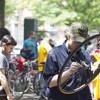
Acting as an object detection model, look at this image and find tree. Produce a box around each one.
[5,0,16,25]
[5,0,16,16]
[30,0,100,30]
[0,0,5,27]
[64,0,100,30]
[8,0,100,30]
[0,0,16,27]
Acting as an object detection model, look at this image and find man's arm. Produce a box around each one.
[49,62,82,88]
[49,69,73,88]
[0,68,12,100]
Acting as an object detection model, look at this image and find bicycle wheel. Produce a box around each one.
[33,72,47,99]
[39,74,47,99]
[58,33,100,94]
[11,76,28,99]
[28,77,34,92]
[33,72,40,95]
[24,74,34,93]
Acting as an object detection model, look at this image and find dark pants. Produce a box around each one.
[0,89,7,100]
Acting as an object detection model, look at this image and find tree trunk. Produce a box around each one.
[0,0,5,27]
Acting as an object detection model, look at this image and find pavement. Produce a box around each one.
[13,89,46,100]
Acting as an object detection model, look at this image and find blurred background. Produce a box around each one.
[0,0,100,47]
[0,1,100,99]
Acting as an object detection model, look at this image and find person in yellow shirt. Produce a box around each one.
[37,35,52,72]
[36,36,52,99]
[89,36,100,100]
[90,52,100,100]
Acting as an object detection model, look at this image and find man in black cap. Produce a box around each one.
[43,22,92,100]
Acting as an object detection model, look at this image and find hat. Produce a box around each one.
[37,35,43,41]
[70,22,88,42]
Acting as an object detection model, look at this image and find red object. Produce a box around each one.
[31,69,35,76]
[90,49,100,54]
[14,58,24,71]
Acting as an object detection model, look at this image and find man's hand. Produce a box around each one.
[7,95,13,100]
[69,62,82,73]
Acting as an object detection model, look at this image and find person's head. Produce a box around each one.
[0,28,11,40]
[65,22,88,50]
[1,35,17,54]
[49,39,55,47]
[37,35,43,44]
[88,31,100,49]
[29,31,37,39]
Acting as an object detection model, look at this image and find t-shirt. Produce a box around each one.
[90,51,100,100]
[23,38,37,59]
[38,40,52,71]
[0,53,9,75]
[43,41,92,100]
[92,61,100,100]
[0,53,10,97]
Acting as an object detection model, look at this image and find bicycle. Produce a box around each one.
[23,60,38,93]
[33,62,47,100]
[9,56,38,99]
[57,33,100,94]
[9,61,28,99]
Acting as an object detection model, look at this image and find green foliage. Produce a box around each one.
[66,0,100,29]
[29,0,100,30]
[6,0,100,30]
[5,0,16,16]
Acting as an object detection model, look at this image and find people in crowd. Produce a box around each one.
[86,31,100,53]
[37,35,52,99]
[91,56,100,100]
[48,39,55,48]
[37,35,52,72]
[22,31,38,60]
[86,33,100,100]
[0,28,11,44]
[0,35,17,100]
[43,22,92,100]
